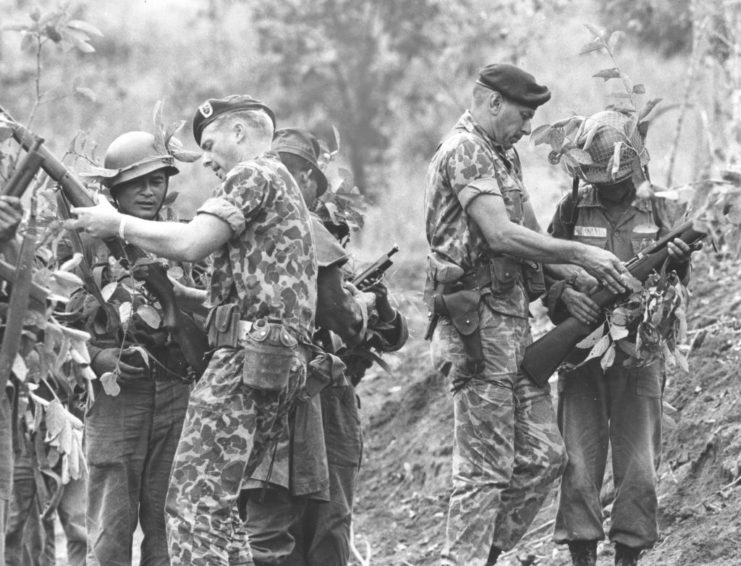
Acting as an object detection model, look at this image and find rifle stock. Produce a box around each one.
[0,104,208,374]
[521,221,705,386]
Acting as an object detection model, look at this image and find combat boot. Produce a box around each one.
[614,543,641,566]
[568,540,597,566]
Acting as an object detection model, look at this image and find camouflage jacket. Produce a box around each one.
[425,110,537,318]
[197,152,317,340]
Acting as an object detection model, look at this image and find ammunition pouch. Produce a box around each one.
[522,260,546,301]
[242,317,299,391]
[206,303,241,349]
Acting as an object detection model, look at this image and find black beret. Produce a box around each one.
[192,94,276,145]
[476,63,551,109]
[273,128,328,197]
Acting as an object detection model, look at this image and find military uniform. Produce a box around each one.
[548,186,671,550]
[165,153,317,566]
[426,110,566,566]
[63,235,194,566]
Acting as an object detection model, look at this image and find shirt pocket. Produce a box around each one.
[631,223,660,254]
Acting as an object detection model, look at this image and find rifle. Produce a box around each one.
[3,137,44,197]
[351,244,399,291]
[0,137,46,393]
[0,104,209,375]
[521,221,706,387]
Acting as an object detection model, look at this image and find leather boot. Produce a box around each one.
[568,540,597,566]
[485,544,502,565]
[614,543,641,566]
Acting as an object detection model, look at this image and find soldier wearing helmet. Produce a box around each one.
[72,130,198,566]
[545,110,693,566]
[68,94,318,565]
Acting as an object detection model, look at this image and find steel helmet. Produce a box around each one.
[103,131,179,189]
[570,110,649,184]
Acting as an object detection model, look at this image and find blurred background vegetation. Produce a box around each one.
[0,0,738,306]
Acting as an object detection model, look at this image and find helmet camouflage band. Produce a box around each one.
[103,131,179,189]
[570,110,649,184]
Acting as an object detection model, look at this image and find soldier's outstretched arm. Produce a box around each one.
[467,189,628,294]
[68,197,232,262]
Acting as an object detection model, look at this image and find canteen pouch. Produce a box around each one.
[242,318,298,391]
[206,303,241,348]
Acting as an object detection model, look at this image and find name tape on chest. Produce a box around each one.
[574,226,607,238]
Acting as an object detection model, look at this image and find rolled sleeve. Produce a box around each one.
[197,197,246,236]
[445,137,501,211]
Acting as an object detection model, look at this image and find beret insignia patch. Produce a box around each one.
[199,102,214,118]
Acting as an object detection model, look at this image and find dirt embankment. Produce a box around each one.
[353,256,741,566]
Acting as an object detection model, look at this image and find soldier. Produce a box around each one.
[241,128,407,566]
[66,130,197,566]
[424,63,631,566]
[68,95,317,566]
[545,110,692,566]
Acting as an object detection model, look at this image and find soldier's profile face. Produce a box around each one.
[200,120,241,180]
[492,98,534,149]
[113,170,168,220]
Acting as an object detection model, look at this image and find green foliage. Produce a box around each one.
[594,0,693,56]
[3,3,102,54]
[249,0,566,195]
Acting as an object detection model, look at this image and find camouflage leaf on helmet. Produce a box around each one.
[530,124,552,146]
[593,67,620,82]
[168,137,201,163]
[638,98,663,121]
[0,116,15,143]
[548,128,565,150]
[565,148,594,165]
[152,100,167,154]
[608,141,622,180]
[164,120,185,147]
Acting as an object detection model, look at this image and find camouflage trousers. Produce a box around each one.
[431,305,566,566]
[165,346,306,566]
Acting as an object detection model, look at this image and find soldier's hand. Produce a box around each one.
[0,196,22,242]
[369,281,396,323]
[91,348,146,380]
[577,246,629,294]
[67,196,121,239]
[561,286,601,325]
[667,238,692,263]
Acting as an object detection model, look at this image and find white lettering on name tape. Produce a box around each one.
[574,226,607,238]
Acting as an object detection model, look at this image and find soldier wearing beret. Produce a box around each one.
[425,63,630,565]
[68,95,318,566]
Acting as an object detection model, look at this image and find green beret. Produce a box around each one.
[476,63,551,109]
[192,94,276,146]
[273,128,328,197]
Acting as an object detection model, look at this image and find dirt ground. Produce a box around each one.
[51,255,740,565]
[351,254,741,566]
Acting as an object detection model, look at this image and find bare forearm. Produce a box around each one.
[487,223,588,265]
[122,215,203,261]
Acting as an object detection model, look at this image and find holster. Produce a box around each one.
[431,289,485,375]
